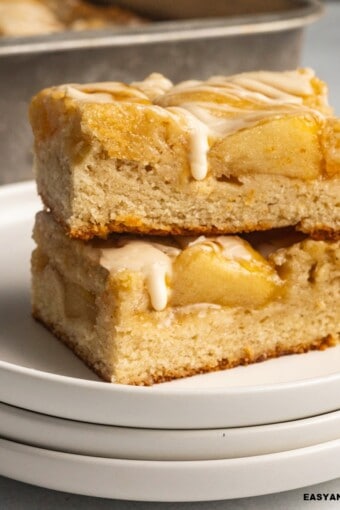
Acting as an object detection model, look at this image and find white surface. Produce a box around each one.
[3,401,340,461]
[1,436,340,502]
[1,181,340,430]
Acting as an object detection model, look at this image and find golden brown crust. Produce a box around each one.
[70,222,340,242]
[68,216,340,243]
[142,335,337,386]
[33,309,338,386]
[69,219,279,240]
[298,225,340,241]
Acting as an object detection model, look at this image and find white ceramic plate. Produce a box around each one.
[1,436,340,501]
[1,181,340,429]
[2,401,340,461]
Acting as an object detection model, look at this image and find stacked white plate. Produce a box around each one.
[1,182,340,502]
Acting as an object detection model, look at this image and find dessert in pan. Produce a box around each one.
[0,0,145,38]
[30,69,340,385]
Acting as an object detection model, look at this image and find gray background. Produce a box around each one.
[1,1,340,508]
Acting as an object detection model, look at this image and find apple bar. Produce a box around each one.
[29,69,340,241]
[31,211,340,385]
[0,0,146,38]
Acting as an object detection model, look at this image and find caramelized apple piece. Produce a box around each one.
[210,116,322,180]
[171,237,281,308]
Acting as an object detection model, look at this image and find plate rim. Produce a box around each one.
[1,354,340,396]
[2,400,340,461]
[1,435,340,501]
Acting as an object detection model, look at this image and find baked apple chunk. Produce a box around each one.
[171,237,281,307]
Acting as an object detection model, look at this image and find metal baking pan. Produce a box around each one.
[0,0,322,184]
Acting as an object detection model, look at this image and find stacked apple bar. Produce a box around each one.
[30,69,340,385]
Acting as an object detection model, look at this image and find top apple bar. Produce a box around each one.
[29,69,340,240]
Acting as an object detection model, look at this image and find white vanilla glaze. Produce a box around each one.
[57,69,329,180]
[99,240,179,311]
[131,73,173,100]
[98,234,263,311]
[62,83,148,103]
[205,236,254,261]
[168,107,210,180]
[156,69,328,180]
[178,235,254,261]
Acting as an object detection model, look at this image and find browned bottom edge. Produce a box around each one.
[32,309,339,386]
[38,190,339,241]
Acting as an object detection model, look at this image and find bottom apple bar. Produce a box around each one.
[31,211,340,385]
